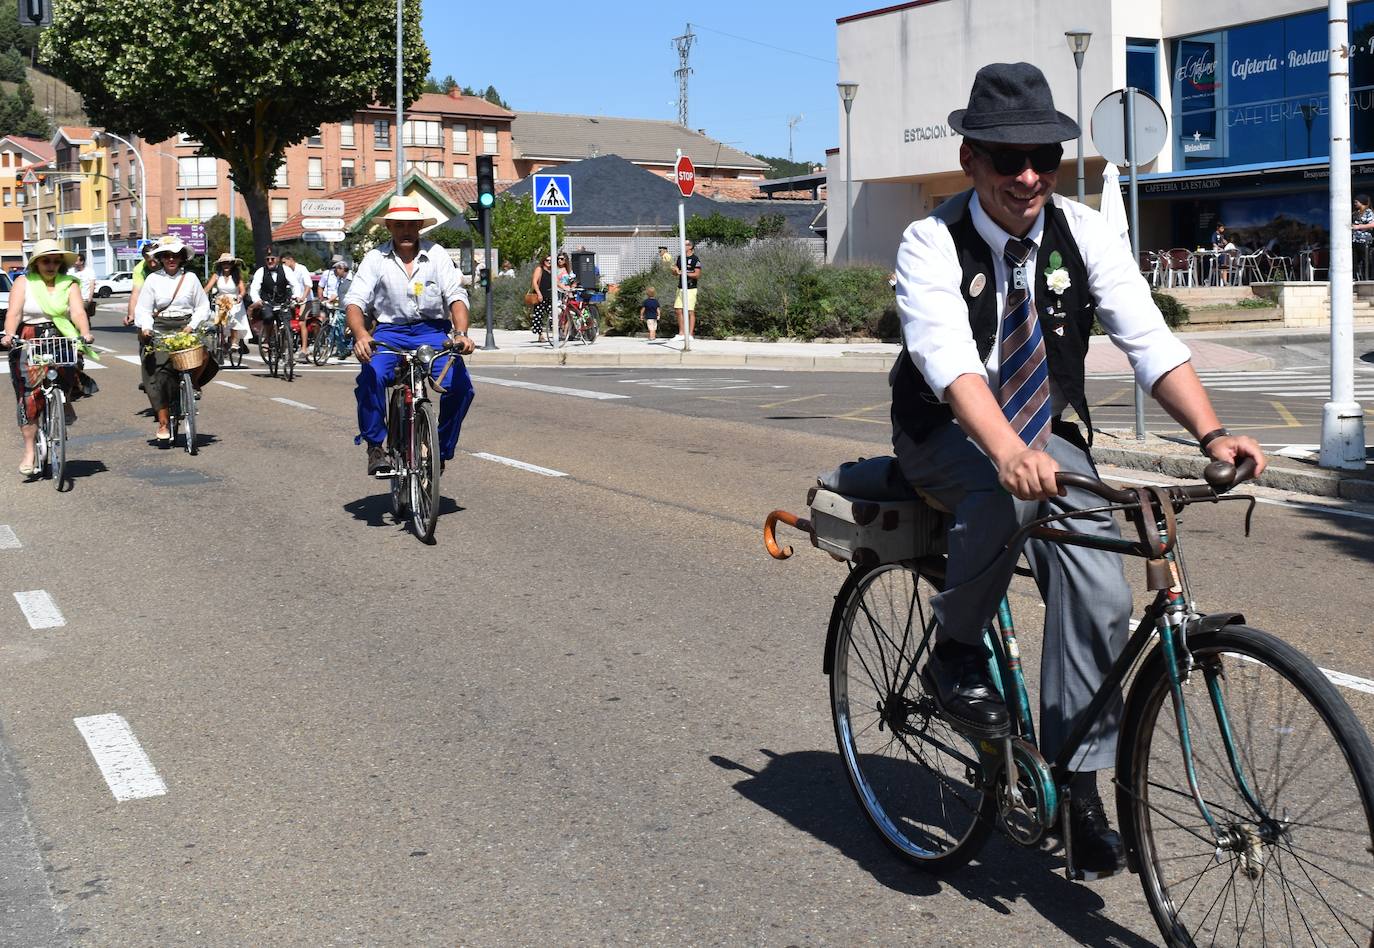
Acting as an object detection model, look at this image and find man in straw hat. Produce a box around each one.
[344,195,475,477]
[889,62,1267,878]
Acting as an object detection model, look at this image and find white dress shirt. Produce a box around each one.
[895,192,1191,413]
[133,268,210,332]
[74,265,96,302]
[249,265,295,305]
[343,239,467,325]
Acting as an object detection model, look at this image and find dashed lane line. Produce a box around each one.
[470,375,629,400]
[115,354,141,366]
[73,714,168,802]
[271,397,317,411]
[12,590,64,629]
[0,525,18,550]
[469,452,568,477]
[212,379,247,390]
[0,361,105,373]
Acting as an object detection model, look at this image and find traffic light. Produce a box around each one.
[478,266,489,290]
[476,155,495,209]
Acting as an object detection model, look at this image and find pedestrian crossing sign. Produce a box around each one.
[532,173,572,215]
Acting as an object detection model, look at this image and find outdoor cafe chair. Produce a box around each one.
[1162,248,1195,287]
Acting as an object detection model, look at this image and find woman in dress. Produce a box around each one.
[133,235,216,444]
[204,252,248,354]
[0,240,97,476]
[529,253,553,343]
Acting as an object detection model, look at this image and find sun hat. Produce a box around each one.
[149,234,189,260]
[380,195,435,225]
[213,252,242,267]
[948,62,1080,145]
[26,239,78,269]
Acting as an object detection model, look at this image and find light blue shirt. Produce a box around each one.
[343,239,467,324]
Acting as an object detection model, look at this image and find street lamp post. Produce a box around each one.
[1065,30,1092,205]
[837,80,859,263]
[97,130,147,241]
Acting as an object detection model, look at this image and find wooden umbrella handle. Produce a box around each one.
[764,510,812,560]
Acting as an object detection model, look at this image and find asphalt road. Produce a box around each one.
[2,304,1372,944]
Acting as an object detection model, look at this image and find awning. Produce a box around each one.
[1132,152,1374,199]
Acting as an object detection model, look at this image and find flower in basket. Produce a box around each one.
[1043,251,1072,295]
[155,330,204,353]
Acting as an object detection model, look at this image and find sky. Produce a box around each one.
[420,1,865,166]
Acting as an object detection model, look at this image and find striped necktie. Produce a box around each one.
[999,237,1052,451]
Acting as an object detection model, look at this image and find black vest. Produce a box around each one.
[261,266,293,304]
[890,190,1098,446]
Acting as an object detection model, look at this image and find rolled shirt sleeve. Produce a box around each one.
[895,217,989,401]
[342,250,381,314]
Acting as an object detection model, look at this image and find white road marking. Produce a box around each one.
[0,525,19,550]
[93,344,116,353]
[211,379,247,390]
[1104,472,1374,522]
[271,397,316,411]
[470,375,629,400]
[470,452,568,477]
[1237,654,1374,696]
[115,354,142,366]
[617,376,787,391]
[0,361,104,374]
[73,714,168,802]
[12,590,64,629]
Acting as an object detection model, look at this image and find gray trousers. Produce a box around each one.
[895,421,1133,771]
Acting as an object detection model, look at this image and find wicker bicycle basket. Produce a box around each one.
[168,344,206,371]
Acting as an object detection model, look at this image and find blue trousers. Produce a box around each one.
[354,320,474,461]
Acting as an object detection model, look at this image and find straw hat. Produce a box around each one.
[149,234,189,260]
[213,252,243,267]
[26,239,78,269]
[380,195,435,225]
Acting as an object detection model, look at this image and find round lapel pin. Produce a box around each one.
[969,272,987,297]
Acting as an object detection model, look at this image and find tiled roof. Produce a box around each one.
[511,112,768,171]
[55,126,96,145]
[3,135,54,163]
[433,178,515,207]
[367,92,514,120]
[270,172,508,241]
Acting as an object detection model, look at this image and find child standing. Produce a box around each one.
[640,285,660,341]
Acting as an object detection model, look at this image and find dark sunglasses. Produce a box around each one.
[970,142,1063,176]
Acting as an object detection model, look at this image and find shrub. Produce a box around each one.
[1151,291,1190,328]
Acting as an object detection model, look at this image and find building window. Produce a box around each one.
[405,159,442,177]
[2,189,9,207]
[15,188,24,206]
[177,156,217,188]
[308,157,324,188]
[45,211,54,230]
[340,159,355,188]
[340,122,355,148]
[113,204,120,230]
[61,183,81,211]
[1,152,8,167]
[127,170,136,192]
[452,123,468,153]
[374,120,391,147]
[180,198,217,220]
[403,119,442,147]
[482,125,498,154]
[274,165,288,188]
[1126,39,1159,101]
[270,197,288,224]
[308,129,322,147]
[375,159,391,182]
[451,164,468,178]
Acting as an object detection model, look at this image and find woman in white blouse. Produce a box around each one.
[134,235,216,443]
[204,252,249,354]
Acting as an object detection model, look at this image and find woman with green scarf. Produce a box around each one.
[0,239,96,477]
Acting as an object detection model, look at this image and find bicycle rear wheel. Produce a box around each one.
[281,324,296,381]
[46,388,66,489]
[829,562,995,870]
[180,373,197,455]
[387,387,410,523]
[263,326,279,378]
[1122,624,1374,947]
[584,304,599,343]
[311,322,330,365]
[409,400,440,542]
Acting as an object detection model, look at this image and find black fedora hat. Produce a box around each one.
[948,62,1079,145]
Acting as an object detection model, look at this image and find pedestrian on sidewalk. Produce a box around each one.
[1353,196,1374,281]
[640,285,660,341]
[530,253,552,343]
[672,240,701,338]
[74,253,96,322]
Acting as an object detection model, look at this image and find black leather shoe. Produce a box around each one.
[919,641,1010,738]
[1068,796,1126,879]
[367,444,392,477]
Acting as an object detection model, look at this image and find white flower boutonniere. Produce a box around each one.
[1043,250,1071,295]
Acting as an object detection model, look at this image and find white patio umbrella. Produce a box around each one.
[1099,162,1131,251]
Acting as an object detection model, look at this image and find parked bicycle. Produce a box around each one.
[311,301,351,366]
[373,338,462,543]
[557,288,600,346]
[17,334,80,488]
[764,459,1374,946]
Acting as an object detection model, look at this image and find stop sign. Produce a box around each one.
[675,155,696,198]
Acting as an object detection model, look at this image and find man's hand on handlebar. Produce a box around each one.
[450,333,475,356]
[1204,433,1267,478]
[998,447,1063,502]
[353,329,376,362]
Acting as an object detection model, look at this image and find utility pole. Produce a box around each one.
[672,24,695,127]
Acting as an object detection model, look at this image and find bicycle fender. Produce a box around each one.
[1184,612,1246,636]
[822,566,869,677]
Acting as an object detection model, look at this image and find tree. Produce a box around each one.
[42,0,430,264]
[203,214,256,271]
[482,85,510,110]
[754,212,787,239]
[488,193,562,269]
[686,211,754,247]
[752,154,815,180]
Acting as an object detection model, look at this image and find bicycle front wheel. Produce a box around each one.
[830,562,995,870]
[584,304,599,343]
[263,331,278,378]
[311,323,330,365]
[409,400,440,542]
[387,387,410,523]
[1122,624,1374,947]
[282,325,296,381]
[47,388,66,489]
[181,373,197,455]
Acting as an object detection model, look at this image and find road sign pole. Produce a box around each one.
[482,207,496,350]
[676,149,692,352]
[1125,88,1146,441]
[549,213,558,348]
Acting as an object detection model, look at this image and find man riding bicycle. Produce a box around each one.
[892,62,1267,878]
[248,248,301,353]
[344,196,475,477]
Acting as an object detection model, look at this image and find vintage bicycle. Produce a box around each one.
[373,338,463,543]
[16,333,81,488]
[206,292,243,368]
[557,288,601,346]
[257,300,297,382]
[764,458,1374,946]
[311,300,351,366]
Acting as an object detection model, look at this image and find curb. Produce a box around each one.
[1092,439,1374,502]
[466,349,899,372]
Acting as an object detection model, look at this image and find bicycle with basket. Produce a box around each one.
[155,329,206,455]
[763,454,1374,946]
[17,333,80,487]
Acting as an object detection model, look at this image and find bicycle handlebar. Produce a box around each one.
[1057,458,1257,504]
